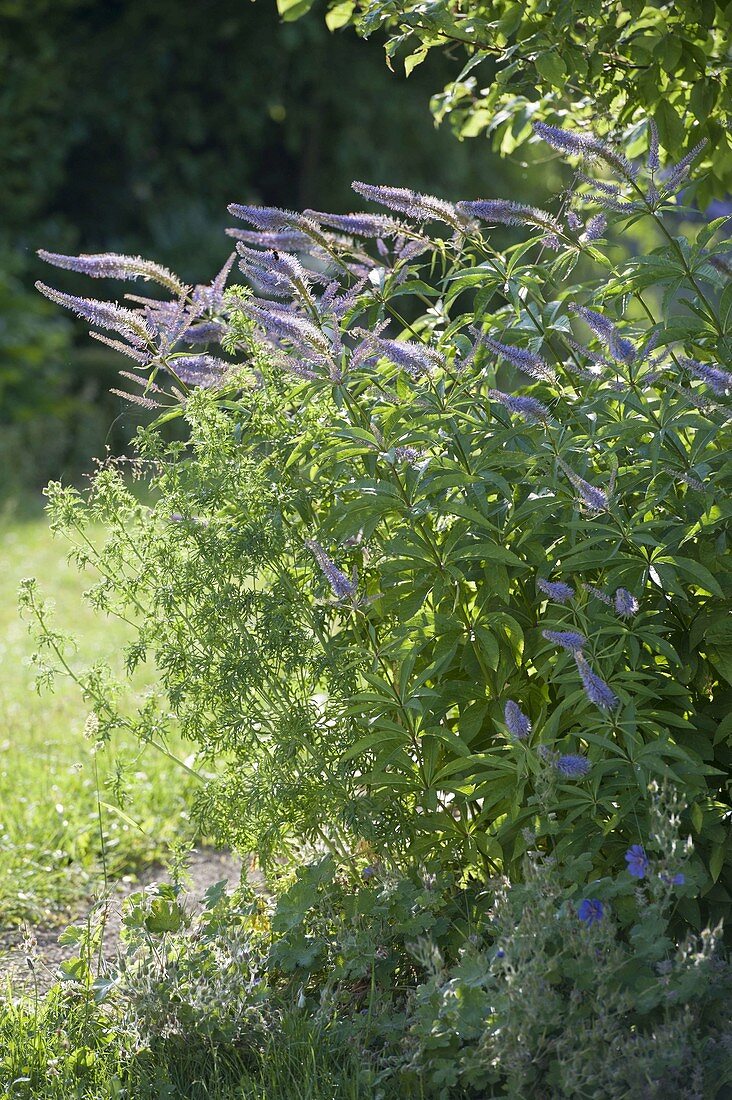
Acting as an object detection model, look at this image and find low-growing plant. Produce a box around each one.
[29,117,732,931]
[23,785,728,1098]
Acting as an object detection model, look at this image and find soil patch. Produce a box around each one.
[0,847,243,996]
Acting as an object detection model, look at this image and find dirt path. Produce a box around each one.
[0,847,243,996]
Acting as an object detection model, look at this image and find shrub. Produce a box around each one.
[29,120,732,931]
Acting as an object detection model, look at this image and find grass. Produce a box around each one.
[0,498,414,1100]
[0,989,407,1099]
[0,496,193,926]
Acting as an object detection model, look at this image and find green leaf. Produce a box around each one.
[325,1,354,30]
[276,0,316,21]
[534,51,567,88]
[709,842,726,883]
[654,100,685,150]
[404,46,429,76]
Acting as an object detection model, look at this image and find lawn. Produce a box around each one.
[0,497,193,927]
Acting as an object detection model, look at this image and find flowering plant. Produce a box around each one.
[29,119,731,927]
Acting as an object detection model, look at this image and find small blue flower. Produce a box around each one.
[542,629,586,652]
[577,898,604,926]
[614,588,639,618]
[575,652,619,710]
[554,753,591,778]
[504,700,531,741]
[625,845,650,879]
[537,578,575,604]
[660,872,685,887]
[495,948,506,959]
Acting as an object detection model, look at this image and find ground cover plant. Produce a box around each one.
[19,105,732,1095]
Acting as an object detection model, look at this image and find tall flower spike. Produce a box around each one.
[542,629,586,652]
[504,700,531,741]
[359,334,445,378]
[679,357,732,396]
[481,335,556,384]
[614,588,638,618]
[533,121,638,182]
[225,227,316,252]
[661,139,708,196]
[558,460,610,513]
[537,578,575,604]
[582,583,612,606]
[487,390,550,423]
[37,250,187,297]
[584,214,606,241]
[456,199,562,237]
[35,282,153,348]
[241,300,333,360]
[352,181,470,230]
[569,304,636,364]
[228,203,325,245]
[304,540,357,601]
[647,119,660,173]
[304,210,399,238]
[575,652,618,710]
[554,754,592,779]
[170,355,231,389]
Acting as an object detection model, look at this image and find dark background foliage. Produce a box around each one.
[1,0,516,492]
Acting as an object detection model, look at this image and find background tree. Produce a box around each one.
[295,0,732,200]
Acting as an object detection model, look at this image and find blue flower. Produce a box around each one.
[304,540,357,601]
[614,588,639,618]
[679,356,732,396]
[537,578,575,604]
[487,389,550,423]
[504,700,531,741]
[660,872,685,887]
[351,181,469,229]
[577,898,604,926]
[554,753,591,778]
[542,628,586,652]
[482,335,556,384]
[625,845,650,879]
[575,652,619,710]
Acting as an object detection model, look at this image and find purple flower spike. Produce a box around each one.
[456,199,562,236]
[304,540,357,601]
[680,357,732,396]
[575,652,619,710]
[304,210,399,238]
[537,578,575,604]
[37,250,187,296]
[614,588,639,618]
[360,334,445,378]
[584,214,607,241]
[482,336,556,384]
[577,898,604,925]
[582,583,612,606]
[533,122,638,182]
[504,700,532,741]
[352,181,469,229]
[625,845,650,879]
[554,753,591,778]
[647,119,660,173]
[542,629,586,652]
[487,390,550,423]
[570,304,636,364]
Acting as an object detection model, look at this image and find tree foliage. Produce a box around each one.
[294,0,732,202]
